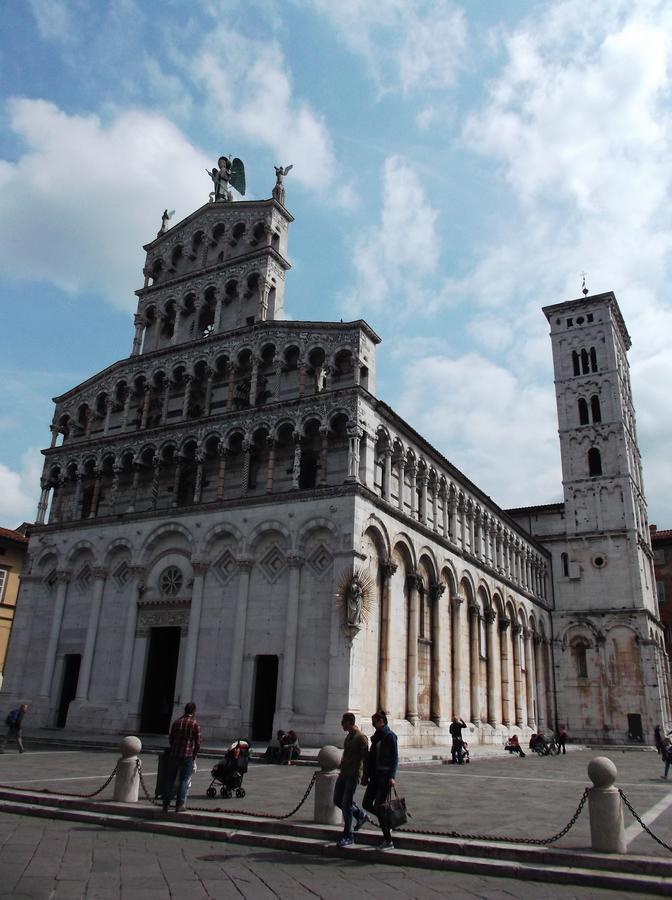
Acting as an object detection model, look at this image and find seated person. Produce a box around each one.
[530,732,547,753]
[279,729,301,764]
[264,729,286,762]
[505,735,525,757]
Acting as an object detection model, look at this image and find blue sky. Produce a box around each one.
[1,0,672,529]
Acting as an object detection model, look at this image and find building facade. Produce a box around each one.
[0,526,28,686]
[1,171,668,745]
[651,525,672,664]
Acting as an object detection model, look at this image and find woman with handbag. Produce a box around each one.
[361,710,399,850]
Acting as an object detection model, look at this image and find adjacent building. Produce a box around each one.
[1,167,668,745]
[0,526,29,686]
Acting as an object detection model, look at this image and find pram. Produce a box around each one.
[206,740,250,799]
[460,739,470,764]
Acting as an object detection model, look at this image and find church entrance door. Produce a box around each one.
[56,654,81,727]
[251,654,278,741]
[140,627,181,733]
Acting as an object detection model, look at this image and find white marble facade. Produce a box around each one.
[2,183,668,746]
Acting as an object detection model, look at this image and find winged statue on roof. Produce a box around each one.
[207,155,246,202]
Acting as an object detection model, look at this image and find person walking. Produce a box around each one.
[0,703,28,753]
[333,712,370,848]
[362,710,398,851]
[162,702,201,812]
[558,725,568,755]
[449,715,467,764]
[654,725,664,754]
[662,739,672,780]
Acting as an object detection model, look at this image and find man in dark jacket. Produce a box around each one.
[163,702,201,812]
[449,715,467,764]
[0,703,28,753]
[362,710,398,850]
[333,712,370,847]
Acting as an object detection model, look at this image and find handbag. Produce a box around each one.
[379,785,409,830]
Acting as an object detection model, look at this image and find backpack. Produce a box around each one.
[5,709,19,727]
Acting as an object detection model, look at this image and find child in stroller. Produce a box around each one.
[206,740,250,799]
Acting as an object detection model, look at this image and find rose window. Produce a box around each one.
[160,566,183,597]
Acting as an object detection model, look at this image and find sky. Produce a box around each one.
[1,0,672,530]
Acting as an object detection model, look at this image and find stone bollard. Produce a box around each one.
[587,756,626,854]
[113,736,142,803]
[314,745,343,825]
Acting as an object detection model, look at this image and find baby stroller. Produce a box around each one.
[460,739,470,764]
[206,740,249,799]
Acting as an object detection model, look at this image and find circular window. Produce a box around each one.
[160,566,183,596]
[592,555,607,569]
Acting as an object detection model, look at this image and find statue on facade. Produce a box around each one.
[157,209,174,237]
[273,164,293,204]
[208,155,246,202]
[336,566,375,633]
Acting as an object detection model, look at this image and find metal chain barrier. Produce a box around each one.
[397,788,589,846]
[619,789,672,853]
[1,765,119,799]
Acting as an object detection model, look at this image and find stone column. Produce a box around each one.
[75,567,107,701]
[512,623,524,726]
[51,476,65,524]
[485,608,498,726]
[204,367,215,416]
[151,458,161,509]
[430,582,447,724]
[103,397,112,435]
[273,358,283,400]
[466,503,475,554]
[181,374,193,419]
[249,358,259,405]
[448,491,456,542]
[499,617,511,726]
[408,462,418,519]
[180,561,208,702]
[440,487,448,538]
[278,555,303,717]
[534,634,546,731]
[35,479,50,525]
[226,559,253,710]
[73,473,84,520]
[378,561,397,715]
[396,455,405,511]
[193,449,205,503]
[382,447,392,500]
[319,426,329,486]
[431,484,439,532]
[418,471,428,524]
[140,384,152,429]
[171,456,182,507]
[122,389,133,431]
[265,437,276,493]
[128,462,141,513]
[39,571,70,698]
[217,445,228,500]
[116,566,145,702]
[213,293,223,331]
[226,363,236,409]
[131,314,144,356]
[451,595,464,717]
[469,602,481,724]
[523,627,536,729]
[406,573,421,724]
[49,424,59,448]
[241,439,251,495]
[298,359,307,398]
[88,467,102,518]
[345,426,361,482]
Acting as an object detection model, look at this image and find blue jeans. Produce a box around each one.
[333,774,364,838]
[164,755,194,809]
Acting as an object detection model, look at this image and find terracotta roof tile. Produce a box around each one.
[0,527,29,545]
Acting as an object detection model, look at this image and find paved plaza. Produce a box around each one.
[0,743,670,898]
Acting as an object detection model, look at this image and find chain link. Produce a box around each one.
[397,788,589,845]
[619,789,672,853]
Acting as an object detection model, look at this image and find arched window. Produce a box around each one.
[572,351,580,376]
[588,447,602,477]
[578,398,589,425]
[574,640,589,678]
[590,395,601,423]
[581,349,590,374]
[561,552,569,577]
[590,347,598,372]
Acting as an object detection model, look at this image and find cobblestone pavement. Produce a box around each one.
[0,814,660,900]
[0,744,669,898]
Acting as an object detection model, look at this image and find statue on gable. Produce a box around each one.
[207,155,246,202]
[273,164,293,204]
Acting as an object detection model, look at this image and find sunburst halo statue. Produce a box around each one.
[336,566,375,627]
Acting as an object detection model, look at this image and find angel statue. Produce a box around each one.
[346,575,364,626]
[273,164,293,204]
[207,155,246,202]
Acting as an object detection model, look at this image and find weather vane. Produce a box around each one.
[207,155,246,202]
[580,271,589,296]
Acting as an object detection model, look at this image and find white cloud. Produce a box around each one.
[0,448,43,527]
[396,353,561,508]
[0,100,211,309]
[307,0,467,96]
[28,0,76,43]
[342,154,439,316]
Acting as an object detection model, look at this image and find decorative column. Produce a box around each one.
[50,476,65,524]
[204,367,215,416]
[140,384,152,429]
[418,470,428,524]
[451,595,464,717]
[273,357,283,400]
[278,555,303,717]
[130,314,144,356]
[431,483,439,531]
[75,567,107,701]
[298,359,307,398]
[258,278,271,321]
[181,374,193,419]
[406,573,422,724]
[241,438,251,495]
[116,566,145,702]
[319,426,329,486]
[466,502,475,554]
[396,454,405,511]
[378,561,397,715]
[408,461,418,519]
[523,627,536,729]
[447,488,456,542]
[35,479,50,525]
[88,467,102,518]
[103,397,112,435]
[226,559,253,710]
[265,437,276,493]
[469,601,481,724]
[511,623,524,726]
[249,358,259,405]
[499,617,511,726]
[39,571,70,698]
[430,582,446,724]
[193,448,205,503]
[171,456,183,507]
[73,473,84,520]
[121,389,133,431]
[128,461,141,512]
[485,608,498,726]
[382,447,392,501]
[216,445,228,500]
[534,633,546,731]
[213,293,223,332]
[49,424,59,448]
[440,486,449,538]
[457,494,466,549]
[345,426,361,482]
[180,561,209,702]
[151,458,161,509]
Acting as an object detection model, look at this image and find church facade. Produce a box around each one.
[2,169,669,746]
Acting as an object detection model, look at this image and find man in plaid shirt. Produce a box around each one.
[163,702,201,812]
